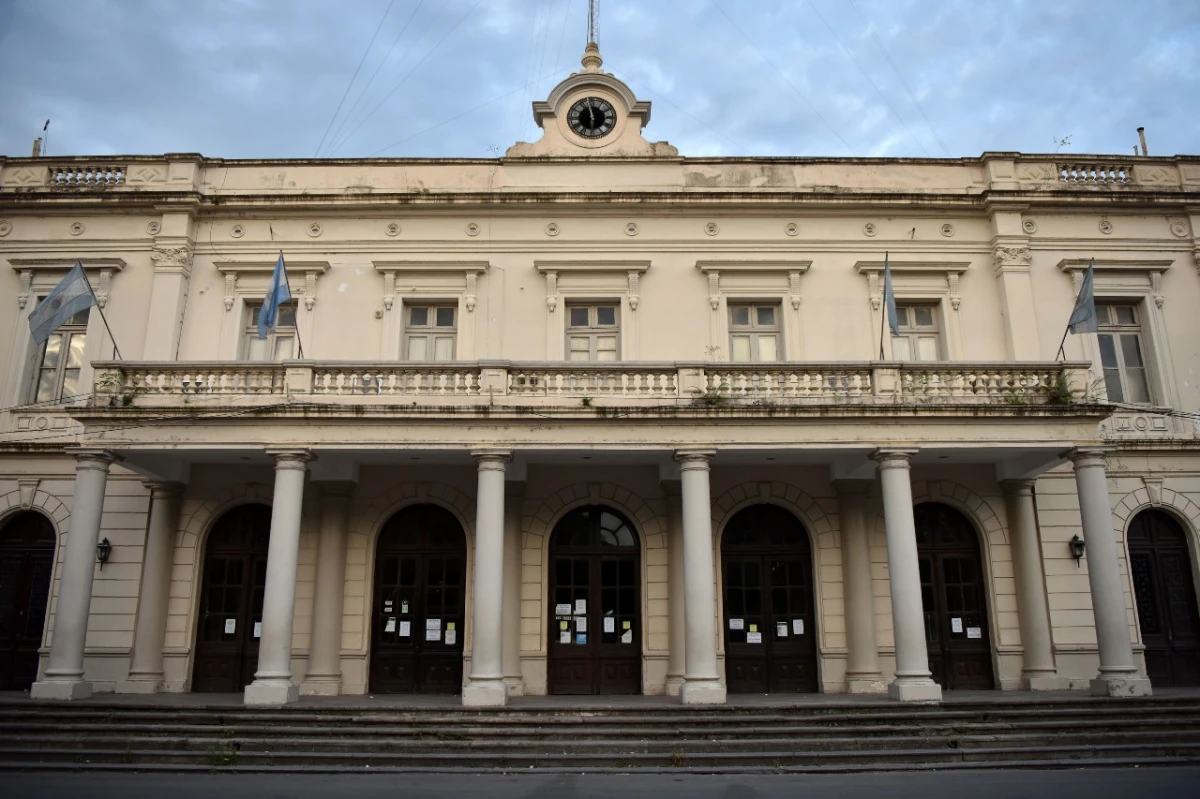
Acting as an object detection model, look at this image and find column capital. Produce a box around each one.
[68,448,121,471]
[1065,446,1114,468]
[674,448,716,468]
[266,448,313,469]
[832,478,874,496]
[142,480,184,499]
[872,448,918,468]
[471,448,512,469]
[314,480,356,499]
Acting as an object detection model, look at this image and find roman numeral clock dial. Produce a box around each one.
[567,97,616,139]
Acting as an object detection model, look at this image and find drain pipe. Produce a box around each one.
[1137,127,1148,156]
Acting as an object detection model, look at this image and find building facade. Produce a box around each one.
[1,46,1199,705]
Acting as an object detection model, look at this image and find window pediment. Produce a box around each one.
[854,260,970,312]
[9,257,126,309]
[1057,258,1173,307]
[696,260,812,311]
[372,260,488,311]
[535,259,650,311]
[216,260,329,311]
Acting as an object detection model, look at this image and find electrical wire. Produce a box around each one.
[640,88,750,155]
[314,0,398,157]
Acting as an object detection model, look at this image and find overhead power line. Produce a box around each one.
[314,0,397,157]
[848,0,952,157]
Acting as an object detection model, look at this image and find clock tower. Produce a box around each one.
[505,40,679,158]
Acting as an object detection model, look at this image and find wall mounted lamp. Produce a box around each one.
[1069,534,1086,567]
[96,537,112,570]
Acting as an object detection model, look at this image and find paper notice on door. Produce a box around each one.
[776,622,788,637]
[401,601,409,614]
[224,619,236,635]
[556,603,573,616]
[622,620,631,630]
[445,630,457,646]
[621,629,632,644]
[604,617,615,633]
[575,616,587,633]
[253,622,262,639]
[575,599,587,614]
[426,629,441,642]
[447,622,455,631]
[427,618,442,630]
[747,632,763,644]
[560,631,571,644]
[951,617,963,633]
[560,620,569,631]
[399,621,411,637]
[384,617,396,633]
[748,623,758,633]
[729,618,744,630]
[793,619,804,635]
[384,600,393,611]
[576,633,587,645]
[967,627,982,639]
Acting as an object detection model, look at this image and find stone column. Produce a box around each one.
[501,480,525,697]
[1000,479,1062,690]
[676,449,725,705]
[1069,448,1153,697]
[835,479,886,693]
[463,449,510,707]
[664,481,686,696]
[301,481,353,696]
[32,449,118,700]
[244,449,311,706]
[873,449,941,702]
[118,481,183,694]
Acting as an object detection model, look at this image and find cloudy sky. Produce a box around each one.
[0,0,1197,160]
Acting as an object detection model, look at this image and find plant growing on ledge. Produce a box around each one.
[1046,372,1075,405]
[690,382,730,408]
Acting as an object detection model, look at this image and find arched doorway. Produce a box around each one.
[0,512,55,690]
[721,505,819,693]
[193,504,270,692]
[369,504,466,694]
[915,502,995,690]
[1129,509,1200,687]
[548,506,641,695]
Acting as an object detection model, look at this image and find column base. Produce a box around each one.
[888,679,942,703]
[1024,673,1069,692]
[462,679,507,707]
[664,675,684,697]
[846,675,888,694]
[244,680,299,706]
[300,676,342,697]
[30,680,92,701]
[1090,675,1153,697]
[115,678,161,695]
[503,676,526,698]
[680,679,726,705]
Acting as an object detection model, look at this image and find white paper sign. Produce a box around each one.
[224,619,236,635]
[604,617,615,633]
[951,617,963,633]
[776,623,788,637]
[620,629,632,644]
[575,599,587,614]
[385,617,396,633]
[427,618,442,631]
[967,627,982,639]
[729,618,744,630]
[575,616,587,633]
[399,621,411,637]
[747,632,763,644]
[792,619,804,635]
[445,629,457,646]
[426,629,441,642]
[555,604,573,615]
[253,622,262,638]
[560,631,572,644]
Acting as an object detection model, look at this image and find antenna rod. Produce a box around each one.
[588,0,597,44]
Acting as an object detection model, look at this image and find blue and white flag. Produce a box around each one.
[257,254,291,339]
[29,262,95,344]
[883,253,900,337]
[1067,260,1098,334]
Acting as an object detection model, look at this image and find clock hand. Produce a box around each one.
[587,99,596,128]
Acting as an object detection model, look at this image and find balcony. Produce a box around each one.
[90,360,1094,413]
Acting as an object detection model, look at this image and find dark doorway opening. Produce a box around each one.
[0,512,55,691]
[1129,509,1200,687]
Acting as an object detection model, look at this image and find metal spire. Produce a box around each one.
[588,0,598,45]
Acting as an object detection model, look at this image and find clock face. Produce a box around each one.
[567,97,616,139]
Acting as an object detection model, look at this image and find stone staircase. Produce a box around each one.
[1,695,1199,774]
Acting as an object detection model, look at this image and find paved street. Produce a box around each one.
[6,768,1199,798]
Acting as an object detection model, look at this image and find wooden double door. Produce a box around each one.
[915,503,995,691]
[548,506,641,695]
[0,512,55,691]
[369,504,466,694]
[193,504,270,692]
[1129,510,1200,687]
[721,505,819,694]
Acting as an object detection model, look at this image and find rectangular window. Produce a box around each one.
[1097,302,1151,404]
[404,304,457,361]
[728,303,780,362]
[891,304,941,361]
[566,303,619,361]
[242,301,297,361]
[30,306,89,403]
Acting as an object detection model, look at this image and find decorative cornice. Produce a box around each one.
[534,260,650,274]
[695,260,811,274]
[853,260,970,274]
[1056,258,1174,273]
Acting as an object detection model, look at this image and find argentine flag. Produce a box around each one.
[257,254,292,339]
[29,262,95,344]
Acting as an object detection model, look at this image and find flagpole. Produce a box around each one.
[878,287,886,360]
[77,264,122,360]
[282,249,306,360]
[1055,328,1069,361]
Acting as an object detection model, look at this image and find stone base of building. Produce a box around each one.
[462,679,508,707]
[30,679,92,700]
[846,673,888,694]
[300,676,342,697]
[1090,675,1153,697]
[244,680,299,705]
[503,676,525,697]
[1024,673,1070,691]
[680,679,726,705]
[664,675,684,697]
[115,677,161,694]
[888,679,942,703]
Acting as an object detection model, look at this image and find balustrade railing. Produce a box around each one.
[100,363,287,396]
[702,366,873,400]
[1057,162,1132,185]
[508,365,677,398]
[312,365,481,396]
[49,164,126,187]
